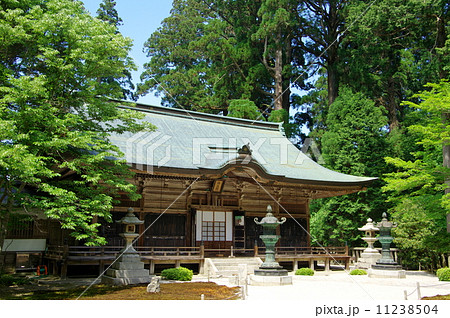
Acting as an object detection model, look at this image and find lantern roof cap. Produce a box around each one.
[358,218,379,232]
[117,207,144,225]
[376,212,397,228]
[254,205,286,225]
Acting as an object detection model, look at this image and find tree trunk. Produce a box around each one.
[327,60,339,106]
[386,77,399,131]
[0,210,11,273]
[326,2,341,106]
[436,15,447,79]
[443,113,450,194]
[282,36,292,112]
[274,37,284,111]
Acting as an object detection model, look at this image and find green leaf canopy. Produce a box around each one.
[0,0,153,246]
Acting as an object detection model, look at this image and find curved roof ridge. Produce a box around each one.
[113,99,282,132]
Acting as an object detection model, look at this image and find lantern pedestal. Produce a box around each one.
[102,233,151,285]
[249,274,293,286]
[102,208,151,285]
[368,267,406,279]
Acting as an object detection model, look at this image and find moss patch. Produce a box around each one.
[0,281,240,300]
[421,294,450,300]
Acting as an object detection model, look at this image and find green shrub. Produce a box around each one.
[436,267,450,281]
[0,274,31,286]
[349,269,367,275]
[161,266,193,281]
[295,268,314,276]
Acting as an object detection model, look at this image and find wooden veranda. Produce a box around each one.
[43,245,351,278]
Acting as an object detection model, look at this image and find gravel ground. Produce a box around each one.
[194,270,450,301]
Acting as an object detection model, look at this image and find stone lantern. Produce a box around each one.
[368,212,405,278]
[253,205,287,276]
[355,218,381,269]
[373,212,400,267]
[117,208,144,255]
[102,208,151,285]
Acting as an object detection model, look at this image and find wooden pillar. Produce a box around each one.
[325,258,330,272]
[149,260,155,274]
[175,260,181,267]
[293,259,298,271]
[307,203,311,247]
[186,209,192,246]
[199,260,204,274]
[309,259,314,270]
[345,258,350,270]
[61,244,69,279]
[52,260,57,275]
[200,244,205,258]
[138,211,145,247]
[99,260,104,276]
[99,246,105,275]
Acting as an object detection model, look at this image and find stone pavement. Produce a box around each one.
[194,270,450,301]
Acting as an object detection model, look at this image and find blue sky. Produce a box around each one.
[82,0,173,105]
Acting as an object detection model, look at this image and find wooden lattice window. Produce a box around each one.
[202,221,225,241]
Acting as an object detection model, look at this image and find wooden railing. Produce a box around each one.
[203,246,349,258]
[137,246,201,258]
[44,245,203,261]
[45,245,349,262]
[45,245,68,260]
[276,246,348,256]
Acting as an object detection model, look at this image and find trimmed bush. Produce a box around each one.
[436,267,450,281]
[295,268,314,276]
[0,274,31,286]
[349,269,367,275]
[161,266,193,281]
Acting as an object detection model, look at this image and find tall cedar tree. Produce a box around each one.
[310,87,388,247]
[96,0,136,101]
[342,0,449,131]
[138,0,306,115]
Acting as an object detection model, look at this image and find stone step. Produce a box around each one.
[214,262,260,268]
[214,266,259,273]
[213,261,261,267]
[214,270,241,277]
[206,257,263,278]
[210,258,261,264]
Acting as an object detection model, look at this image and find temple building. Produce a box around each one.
[2,102,376,276]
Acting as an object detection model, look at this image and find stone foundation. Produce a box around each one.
[249,274,293,286]
[102,253,151,285]
[368,267,406,279]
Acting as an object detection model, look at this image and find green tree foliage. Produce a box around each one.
[0,0,153,248]
[298,0,349,106]
[227,99,261,120]
[96,0,123,28]
[388,197,445,270]
[138,0,306,115]
[139,0,267,112]
[96,0,136,101]
[342,0,449,130]
[383,81,450,269]
[252,0,301,111]
[310,87,388,246]
[321,87,387,176]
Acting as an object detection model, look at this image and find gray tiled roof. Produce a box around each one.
[110,103,376,186]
